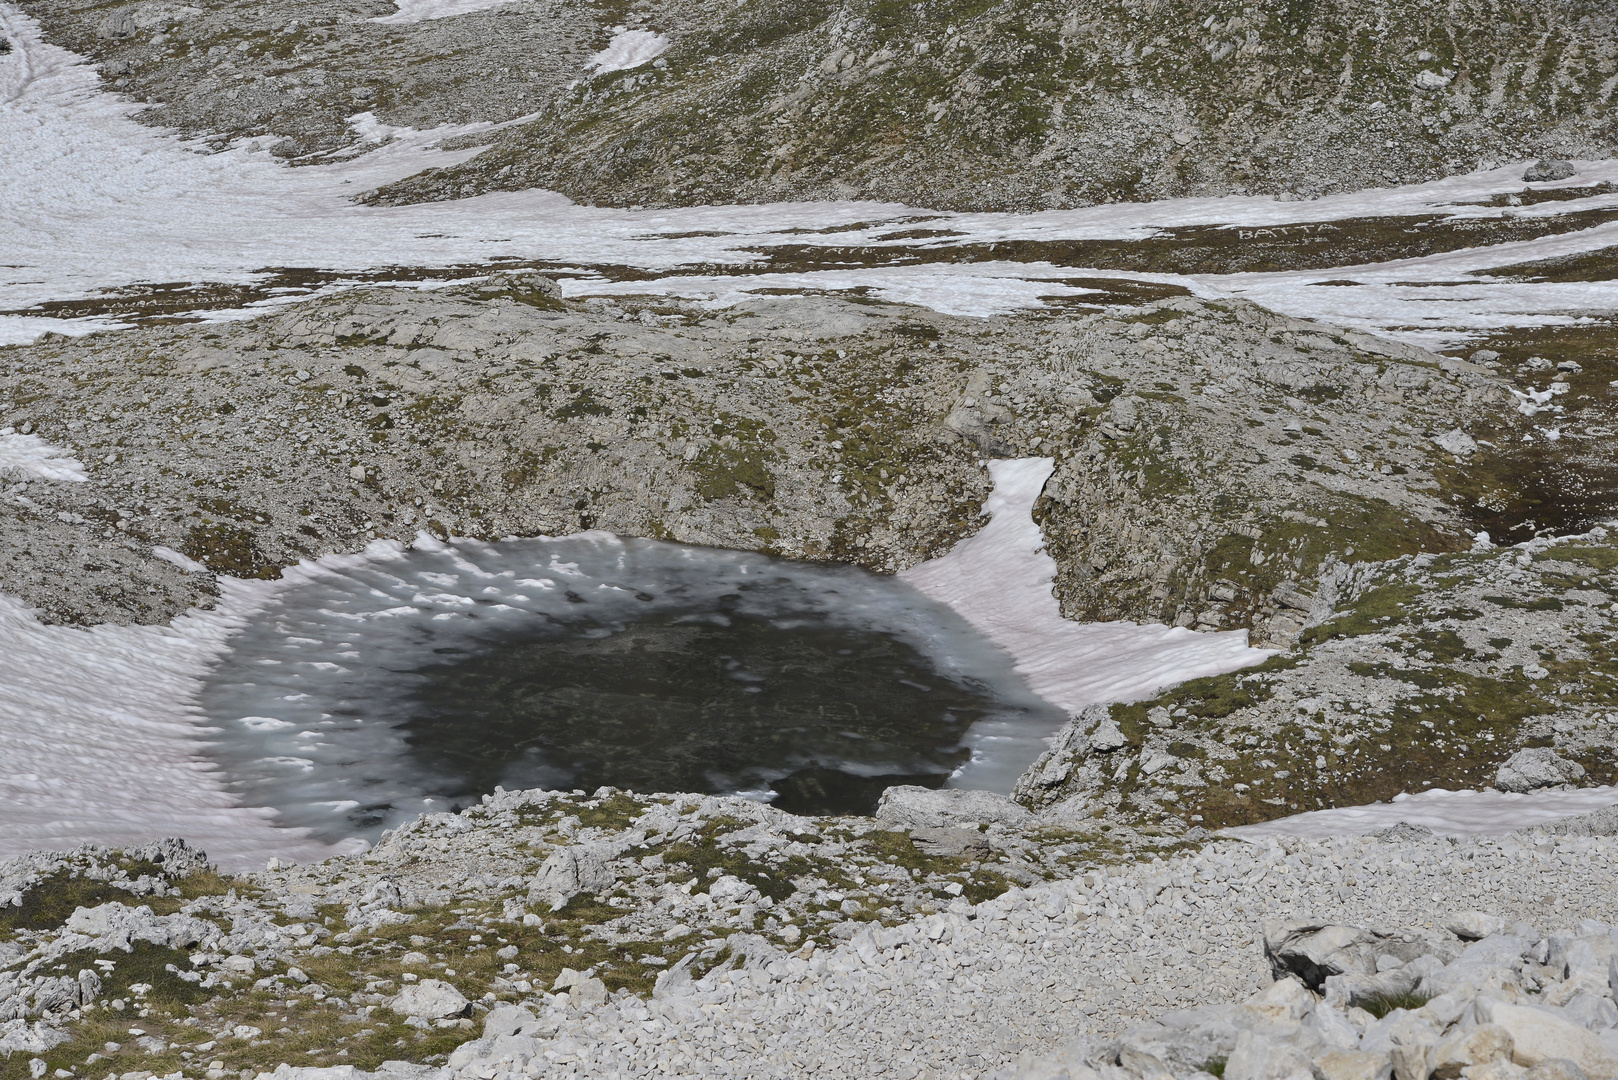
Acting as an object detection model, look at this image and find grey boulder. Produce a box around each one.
[528,841,623,912]
[1523,158,1576,182]
[96,12,138,39]
[61,902,214,952]
[874,785,1033,830]
[388,979,469,1021]
[1495,748,1586,793]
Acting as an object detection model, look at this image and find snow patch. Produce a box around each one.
[566,263,1118,318]
[1226,785,1618,840]
[0,583,365,870]
[369,0,520,25]
[0,432,87,482]
[901,458,1272,719]
[586,29,669,74]
[152,545,207,573]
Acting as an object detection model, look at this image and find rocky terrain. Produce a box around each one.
[3,789,1618,1080]
[0,279,1518,635]
[5,1,1618,1077]
[16,0,1618,211]
[3,269,1610,843]
[1016,527,1618,830]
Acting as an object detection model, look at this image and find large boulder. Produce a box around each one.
[128,838,212,878]
[1314,1050,1392,1080]
[388,979,469,1021]
[874,786,1033,830]
[1263,922,1460,1001]
[527,841,623,912]
[1479,1002,1618,1078]
[1012,704,1127,808]
[1444,912,1506,941]
[1263,924,1375,987]
[1225,1030,1315,1080]
[1433,1024,1514,1080]
[0,1020,71,1056]
[1496,748,1585,793]
[61,903,215,952]
[551,968,608,1008]
[1420,935,1533,998]
[1523,158,1576,183]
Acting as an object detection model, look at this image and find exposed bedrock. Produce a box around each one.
[1,280,1510,637]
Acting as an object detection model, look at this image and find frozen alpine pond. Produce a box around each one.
[193,531,1067,842]
[0,458,1270,866]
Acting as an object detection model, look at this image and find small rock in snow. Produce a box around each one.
[1523,159,1576,183]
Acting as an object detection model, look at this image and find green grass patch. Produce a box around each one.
[661,829,813,903]
[690,443,776,500]
[181,522,276,579]
[1481,594,1565,611]
[1112,654,1296,739]
[573,792,649,832]
[1357,989,1434,1018]
[55,942,210,1007]
[1301,583,1424,644]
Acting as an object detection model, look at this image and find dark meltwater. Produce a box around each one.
[197,533,1064,845]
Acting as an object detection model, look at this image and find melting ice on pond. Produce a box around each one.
[197,532,1068,841]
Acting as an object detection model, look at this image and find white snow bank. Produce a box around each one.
[567,263,1126,318]
[1226,784,1618,840]
[1198,220,1618,349]
[0,584,365,870]
[369,0,520,25]
[0,431,87,482]
[902,458,1272,717]
[586,29,669,74]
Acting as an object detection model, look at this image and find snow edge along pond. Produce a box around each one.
[0,458,1267,868]
[4,457,1607,869]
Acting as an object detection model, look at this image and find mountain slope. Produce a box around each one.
[371,0,1618,210]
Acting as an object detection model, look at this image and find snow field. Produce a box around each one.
[0,582,364,869]
[901,459,1270,716]
[369,0,522,25]
[4,0,1618,348]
